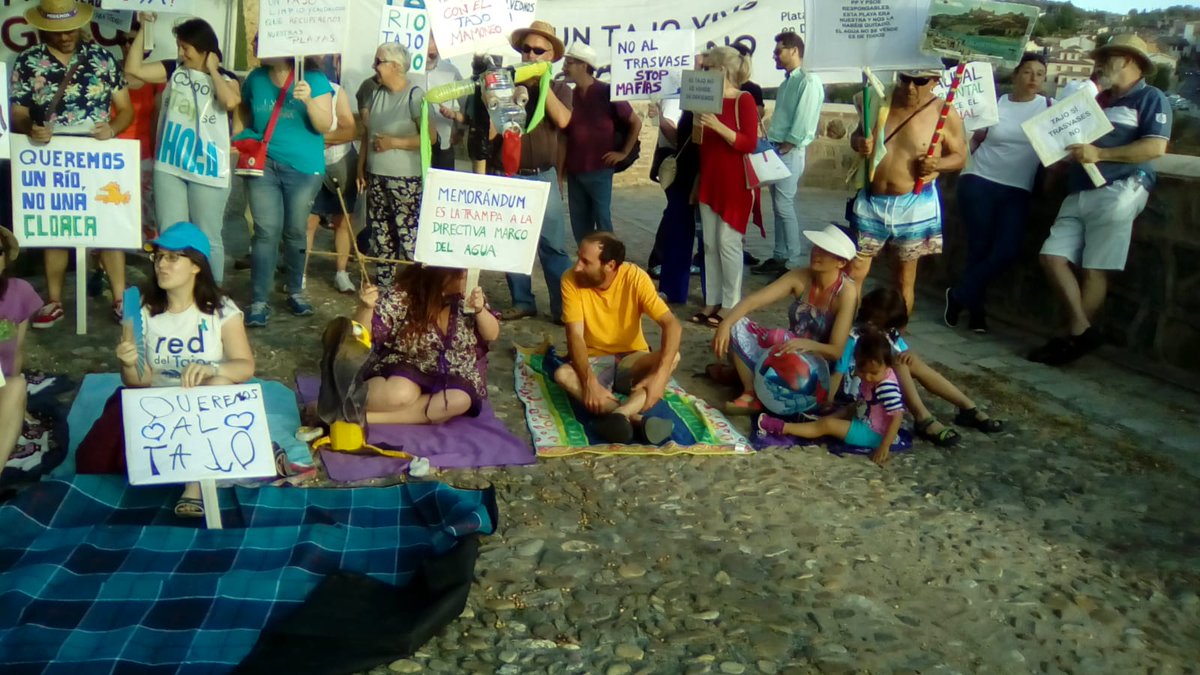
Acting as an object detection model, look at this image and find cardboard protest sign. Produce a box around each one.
[610,30,694,101]
[257,0,350,59]
[10,135,142,250]
[121,384,277,486]
[932,61,998,132]
[803,0,942,73]
[428,0,518,59]
[85,1,133,32]
[680,70,724,114]
[922,0,1040,64]
[380,1,431,74]
[414,169,550,275]
[0,64,8,161]
[101,0,200,12]
[1021,89,1114,187]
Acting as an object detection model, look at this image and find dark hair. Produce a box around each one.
[395,264,466,339]
[173,18,223,62]
[1016,52,1047,71]
[857,288,908,331]
[581,232,626,267]
[0,236,12,300]
[143,248,226,316]
[854,328,895,368]
[774,32,806,57]
[732,42,752,58]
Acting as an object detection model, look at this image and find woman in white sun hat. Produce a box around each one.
[710,224,858,415]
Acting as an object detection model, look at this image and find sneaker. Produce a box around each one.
[287,294,315,316]
[690,265,702,275]
[233,256,252,271]
[592,412,634,444]
[755,413,787,436]
[752,258,787,275]
[333,271,355,294]
[31,302,64,329]
[968,311,988,334]
[1028,336,1071,364]
[943,288,963,328]
[245,302,272,328]
[743,251,761,265]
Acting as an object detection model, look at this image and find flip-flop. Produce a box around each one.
[174,497,205,518]
[704,313,724,328]
[954,408,1004,433]
[689,311,710,324]
[915,417,960,447]
[724,394,763,415]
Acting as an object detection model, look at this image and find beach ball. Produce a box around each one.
[753,349,830,417]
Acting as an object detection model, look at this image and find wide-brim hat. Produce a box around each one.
[803,224,857,262]
[564,42,599,70]
[511,20,565,62]
[0,228,19,266]
[1094,34,1154,76]
[899,68,943,79]
[25,0,93,32]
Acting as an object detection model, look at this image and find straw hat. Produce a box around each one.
[25,0,93,33]
[0,228,19,266]
[803,224,857,262]
[510,20,565,62]
[564,42,599,70]
[1094,34,1154,76]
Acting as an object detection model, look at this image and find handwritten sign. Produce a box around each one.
[10,135,142,250]
[680,70,724,114]
[1021,89,1114,187]
[121,384,277,486]
[157,68,232,188]
[933,61,998,132]
[506,0,537,29]
[921,0,1040,64]
[0,64,8,160]
[101,0,200,12]
[611,30,694,102]
[258,0,350,59]
[85,1,133,32]
[428,0,517,59]
[414,169,550,275]
[803,0,941,73]
[380,1,430,74]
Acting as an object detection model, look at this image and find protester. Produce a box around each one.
[849,69,966,314]
[691,46,760,327]
[357,42,428,286]
[711,225,857,414]
[124,12,241,283]
[306,56,358,294]
[732,41,768,249]
[75,223,255,517]
[1029,35,1169,366]
[237,39,334,327]
[562,42,642,243]
[753,33,824,277]
[488,20,573,323]
[0,229,42,472]
[424,37,466,171]
[548,233,681,444]
[353,266,499,425]
[757,329,905,467]
[114,20,163,241]
[652,110,703,304]
[9,0,133,328]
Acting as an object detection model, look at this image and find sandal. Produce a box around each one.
[174,496,205,518]
[704,363,739,386]
[955,407,1004,433]
[915,417,960,447]
[704,312,724,328]
[724,393,763,415]
[689,311,710,325]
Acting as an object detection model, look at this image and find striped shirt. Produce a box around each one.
[860,369,905,435]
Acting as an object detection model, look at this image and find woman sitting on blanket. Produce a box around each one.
[711,224,857,414]
[0,229,44,474]
[837,287,1004,446]
[76,223,254,518]
[354,265,500,425]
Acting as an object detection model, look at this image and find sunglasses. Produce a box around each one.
[373,58,392,67]
[520,45,549,56]
[899,74,933,86]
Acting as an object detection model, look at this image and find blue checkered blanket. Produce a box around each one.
[0,476,497,673]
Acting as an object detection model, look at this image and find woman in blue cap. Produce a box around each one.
[76,222,255,517]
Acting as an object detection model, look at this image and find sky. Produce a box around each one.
[1070,0,1200,11]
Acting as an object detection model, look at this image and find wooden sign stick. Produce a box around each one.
[913,62,966,194]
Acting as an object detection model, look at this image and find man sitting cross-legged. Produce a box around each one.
[552,233,682,444]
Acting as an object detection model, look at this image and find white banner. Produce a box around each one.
[121,384,277,486]
[802,0,941,73]
[380,1,431,74]
[156,67,232,189]
[0,64,8,161]
[101,0,201,12]
[10,135,142,250]
[933,61,998,132]
[1021,88,1114,186]
[415,169,550,275]
[611,30,693,102]
[680,69,723,114]
[258,0,350,59]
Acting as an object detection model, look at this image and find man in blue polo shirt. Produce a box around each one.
[1030,34,1170,366]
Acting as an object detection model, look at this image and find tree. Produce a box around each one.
[1151,64,1175,92]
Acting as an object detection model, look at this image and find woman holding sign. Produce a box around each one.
[76,223,255,518]
[124,13,242,284]
[945,54,1051,334]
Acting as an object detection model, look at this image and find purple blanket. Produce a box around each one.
[296,376,535,481]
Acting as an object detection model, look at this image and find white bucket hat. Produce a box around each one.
[564,42,599,70]
[803,224,857,262]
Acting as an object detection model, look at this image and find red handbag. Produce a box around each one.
[233,70,294,177]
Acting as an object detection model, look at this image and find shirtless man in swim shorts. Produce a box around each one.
[849,69,966,314]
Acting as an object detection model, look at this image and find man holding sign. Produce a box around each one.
[1030,35,1170,366]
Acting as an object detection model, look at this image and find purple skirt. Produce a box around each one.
[373,363,484,418]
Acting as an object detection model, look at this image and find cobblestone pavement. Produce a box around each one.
[21,186,1200,674]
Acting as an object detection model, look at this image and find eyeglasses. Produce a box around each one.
[373,58,393,67]
[899,75,933,86]
[151,251,185,265]
[520,45,549,56]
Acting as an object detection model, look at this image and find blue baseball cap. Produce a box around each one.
[146,222,212,261]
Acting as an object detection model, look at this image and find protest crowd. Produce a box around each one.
[0,0,1182,669]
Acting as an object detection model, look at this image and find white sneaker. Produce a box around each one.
[333,271,355,294]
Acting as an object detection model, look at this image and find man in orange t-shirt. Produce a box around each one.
[553,233,682,444]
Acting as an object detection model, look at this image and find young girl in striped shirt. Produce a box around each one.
[757,329,905,466]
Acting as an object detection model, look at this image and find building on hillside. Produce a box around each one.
[1060,36,1096,52]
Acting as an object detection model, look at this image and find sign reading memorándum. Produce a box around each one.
[121,384,277,486]
[610,30,694,102]
[257,0,350,59]
[10,135,142,250]
[414,169,550,275]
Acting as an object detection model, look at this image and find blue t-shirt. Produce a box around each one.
[1069,79,1170,193]
[835,326,908,401]
[240,68,333,175]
